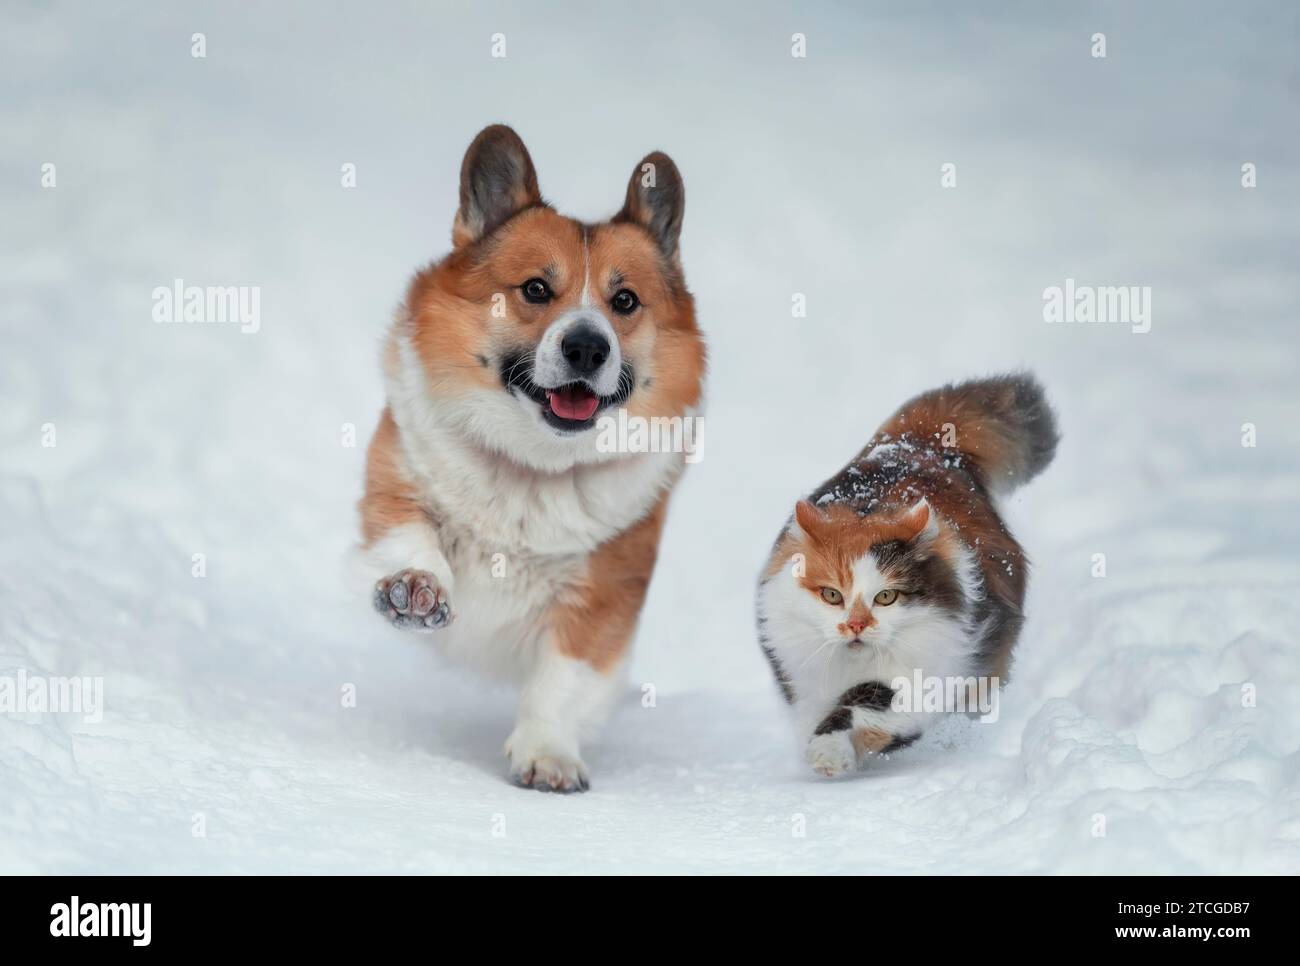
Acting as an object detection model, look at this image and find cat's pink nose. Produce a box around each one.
[846,617,869,636]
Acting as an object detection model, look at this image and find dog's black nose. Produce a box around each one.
[561,327,610,376]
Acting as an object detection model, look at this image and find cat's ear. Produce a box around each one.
[453,125,543,249]
[899,498,938,542]
[794,500,826,538]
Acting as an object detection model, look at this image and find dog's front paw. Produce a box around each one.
[806,731,857,779]
[505,727,589,793]
[374,569,452,631]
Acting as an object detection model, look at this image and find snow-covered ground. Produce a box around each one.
[2,2,1298,874]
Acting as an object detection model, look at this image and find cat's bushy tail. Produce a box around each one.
[875,373,1060,496]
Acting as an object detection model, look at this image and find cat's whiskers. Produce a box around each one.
[796,637,838,674]
[818,638,843,699]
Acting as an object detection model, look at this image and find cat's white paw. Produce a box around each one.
[505,726,589,793]
[806,731,857,778]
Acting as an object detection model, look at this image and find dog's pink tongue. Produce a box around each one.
[548,385,599,421]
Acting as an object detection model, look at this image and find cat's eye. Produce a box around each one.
[521,278,551,303]
[874,589,899,606]
[820,587,843,605]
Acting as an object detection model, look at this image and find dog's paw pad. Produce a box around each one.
[505,732,589,793]
[510,755,590,794]
[374,569,452,630]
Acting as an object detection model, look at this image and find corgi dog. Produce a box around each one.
[358,125,705,792]
[756,375,1059,777]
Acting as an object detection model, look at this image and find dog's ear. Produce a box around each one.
[616,151,685,263]
[453,125,542,248]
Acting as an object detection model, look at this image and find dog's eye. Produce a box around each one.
[521,278,551,304]
[611,289,639,315]
[820,587,843,606]
[874,589,899,606]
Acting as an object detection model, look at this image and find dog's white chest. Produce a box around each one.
[414,434,678,556]
[399,433,679,678]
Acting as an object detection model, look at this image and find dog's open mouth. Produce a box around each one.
[547,383,600,423]
[498,349,635,433]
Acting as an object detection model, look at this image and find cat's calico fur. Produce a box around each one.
[756,374,1059,777]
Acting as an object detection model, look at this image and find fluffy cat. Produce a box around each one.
[755,374,1059,777]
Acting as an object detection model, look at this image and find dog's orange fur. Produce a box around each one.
[548,494,670,671]
[360,135,704,676]
[391,210,705,427]
[360,407,426,544]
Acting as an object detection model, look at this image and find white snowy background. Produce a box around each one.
[2,1,1298,874]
